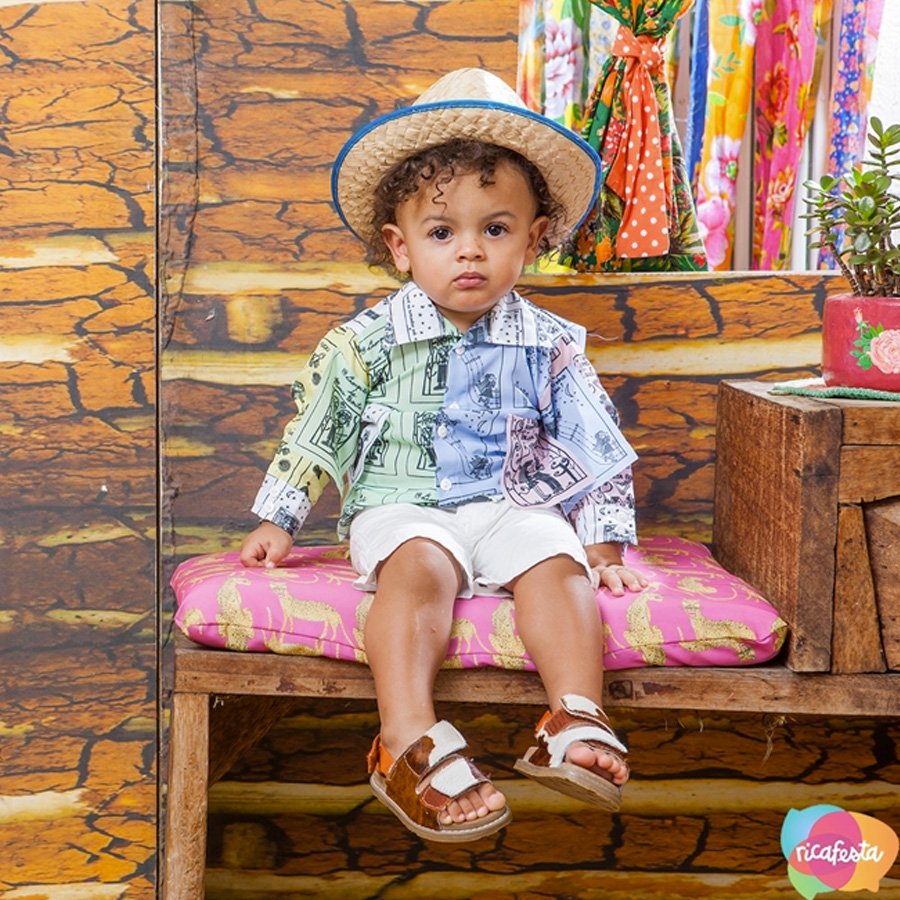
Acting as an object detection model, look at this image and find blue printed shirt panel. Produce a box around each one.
[252,281,638,545]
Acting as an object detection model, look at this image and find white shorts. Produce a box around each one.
[348,498,591,597]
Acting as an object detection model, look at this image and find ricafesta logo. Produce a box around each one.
[781,805,899,899]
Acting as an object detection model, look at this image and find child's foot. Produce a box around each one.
[514,694,629,810]
[438,778,507,825]
[368,721,511,842]
[379,736,507,824]
[565,740,629,786]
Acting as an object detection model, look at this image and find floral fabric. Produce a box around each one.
[518,0,594,130]
[693,0,760,270]
[751,0,825,270]
[562,0,708,272]
[817,0,885,269]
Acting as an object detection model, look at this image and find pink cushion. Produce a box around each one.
[171,535,787,670]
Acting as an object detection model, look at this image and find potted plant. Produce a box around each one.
[804,117,900,391]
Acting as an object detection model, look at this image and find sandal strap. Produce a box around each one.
[533,694,628,767]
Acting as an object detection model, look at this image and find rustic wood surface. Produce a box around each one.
[835,398,900,444]
[166,692,211,900]
[866,499,900,670]
[838,446,900,504]
[832,505,886,674]
[0,0,157,895]
[713,382,840,672]
[174,636,900,718]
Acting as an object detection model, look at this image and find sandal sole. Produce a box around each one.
[370,771,512,843]
[514,751,623,811]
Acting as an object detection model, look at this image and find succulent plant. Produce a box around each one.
[804,117,900,297]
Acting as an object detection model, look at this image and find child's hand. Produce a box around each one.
[591,563,647,596]
[585,542,648,596]
[240,521,294,568]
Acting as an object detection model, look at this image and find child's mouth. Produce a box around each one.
[454,272,486,288]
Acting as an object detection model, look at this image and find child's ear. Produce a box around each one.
[381,224,411,273]
[523,215,550,265]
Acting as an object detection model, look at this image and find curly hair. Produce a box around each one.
[369,139,564,276]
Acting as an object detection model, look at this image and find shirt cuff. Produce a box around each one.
[251,473,313,538]
[571,501,637,546]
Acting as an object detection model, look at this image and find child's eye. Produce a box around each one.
[429,227,452,241]
[485,223,509,237]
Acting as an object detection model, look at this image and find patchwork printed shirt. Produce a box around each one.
[252,281,638,545]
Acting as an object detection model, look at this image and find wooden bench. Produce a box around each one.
[163,377,900,900]
[165,643,900,899]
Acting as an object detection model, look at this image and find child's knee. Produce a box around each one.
[379,537,464,595]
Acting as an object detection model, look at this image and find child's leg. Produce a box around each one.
[364,537,507,823]
[508,554,628,785]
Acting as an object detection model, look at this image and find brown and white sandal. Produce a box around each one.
[514,694,629,811]
[367,720,512,842]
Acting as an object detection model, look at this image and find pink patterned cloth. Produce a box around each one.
[172,535,787,670]
[752,0,823,269]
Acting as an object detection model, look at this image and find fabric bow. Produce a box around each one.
[605,25,670,260]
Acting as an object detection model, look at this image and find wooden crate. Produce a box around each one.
[713,380,900,674]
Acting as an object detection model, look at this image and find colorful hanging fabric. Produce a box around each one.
[692,0,760,270]
[517,0,545,113]
[685,0,710,193]
[587,4,621,94]
[817,0,885,269]
[751,0,825,270]
[664,6,687,109]
[518,0,596,130]
[562,0,707,273]
[543,0,592,130]
[804,0,835,134]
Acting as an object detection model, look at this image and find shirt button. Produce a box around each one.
[454,346,465,355]
[437,424,448,438]
[440,478,452,491]
[449,402,460,410]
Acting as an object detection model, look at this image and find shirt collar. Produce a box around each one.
[384,281,556,348]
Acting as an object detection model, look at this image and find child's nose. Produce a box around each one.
[457,234,485,259]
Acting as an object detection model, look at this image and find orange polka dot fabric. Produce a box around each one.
[605,26,670,260]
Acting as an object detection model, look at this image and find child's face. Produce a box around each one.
[381,161,549,332]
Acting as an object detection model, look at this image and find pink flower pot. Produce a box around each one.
[822,294,900,392]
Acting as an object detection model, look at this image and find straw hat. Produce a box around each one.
[331,68,601,248]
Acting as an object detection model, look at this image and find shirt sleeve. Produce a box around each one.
[546,339,638,546]
[565,470,638,546]
[251,326,370,537]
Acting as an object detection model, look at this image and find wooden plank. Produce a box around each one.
[165,691,210,900]
[839,445,900,503]
[197,868,900,900]
[865,498,900,670]
[832,397,900,445]
[831,505,886,673]
[173,638,900,717]
[713,381,839,672]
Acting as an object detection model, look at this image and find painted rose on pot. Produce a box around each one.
[821,297,900,392]
[868,329,900,375]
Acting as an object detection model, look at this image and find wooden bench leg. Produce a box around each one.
[164,691,210,900]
